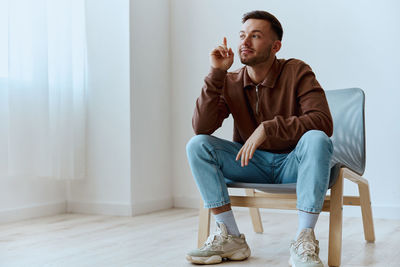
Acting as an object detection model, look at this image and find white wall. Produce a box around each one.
[54,0,175,216]
[130,0,173,215]
[67,0,132,216]
[171,0,400,219]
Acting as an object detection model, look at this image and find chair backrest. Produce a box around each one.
[226,88,366,193]
[325,88,366,176]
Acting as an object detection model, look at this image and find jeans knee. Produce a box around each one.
[300,130,333,154]
[186,134,213,158]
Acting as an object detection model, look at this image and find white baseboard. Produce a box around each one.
[67,201,133,216]
[67,197,174,217]
[173,196,201,209]
[343,205,400,220]
[2,197,398,221]
[131,197,174,216]
[173,196,400,220]
[0,201,67,224]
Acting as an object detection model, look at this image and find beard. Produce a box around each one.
[239,44,272,66]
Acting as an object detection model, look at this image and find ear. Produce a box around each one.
[272,40,282,54]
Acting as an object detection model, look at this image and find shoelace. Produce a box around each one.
[203,231,228,250]
[294,239,320,262]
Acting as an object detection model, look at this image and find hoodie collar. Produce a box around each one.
[243,57,280,89]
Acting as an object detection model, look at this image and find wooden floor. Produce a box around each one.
[0,208,399,267]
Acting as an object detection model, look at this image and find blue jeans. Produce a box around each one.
[186,130,333,213]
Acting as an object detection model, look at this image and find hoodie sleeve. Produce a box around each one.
[192,68,231,135]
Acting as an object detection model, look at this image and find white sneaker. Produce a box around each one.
[186,222,251,265]
[289,228,324,267]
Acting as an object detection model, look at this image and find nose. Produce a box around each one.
[241,34,251,47]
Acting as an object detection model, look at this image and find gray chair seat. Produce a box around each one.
[226,164,342,194]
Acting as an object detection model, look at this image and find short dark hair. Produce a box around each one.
[242,10,283,41]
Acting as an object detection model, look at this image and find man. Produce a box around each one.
[186,10,333,267]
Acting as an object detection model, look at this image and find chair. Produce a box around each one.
[197,88,375,267]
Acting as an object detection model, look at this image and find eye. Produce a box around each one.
[252,34,260,38]
[239,34,245,40]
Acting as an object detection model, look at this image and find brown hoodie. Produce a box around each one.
[192,57,333,154]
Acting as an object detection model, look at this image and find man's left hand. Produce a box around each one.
[235,124,267,167]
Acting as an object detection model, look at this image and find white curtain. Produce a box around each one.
[0,0,87,180]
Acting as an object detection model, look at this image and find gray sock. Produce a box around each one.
[214,210,241,237]
[296,210,319,239]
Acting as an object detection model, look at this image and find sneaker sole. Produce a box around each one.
[288,256,324,267]
[186,247,251,265]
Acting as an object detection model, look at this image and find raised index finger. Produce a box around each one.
[223,37,227,48]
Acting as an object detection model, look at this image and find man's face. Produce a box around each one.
[238,19,276,66]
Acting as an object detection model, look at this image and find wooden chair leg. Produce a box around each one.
[328,169,344,267]
[198,200,211,248]
[245,189,264,233]
[358,182,375,242]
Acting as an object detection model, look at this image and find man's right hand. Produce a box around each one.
[210,37,234,71]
